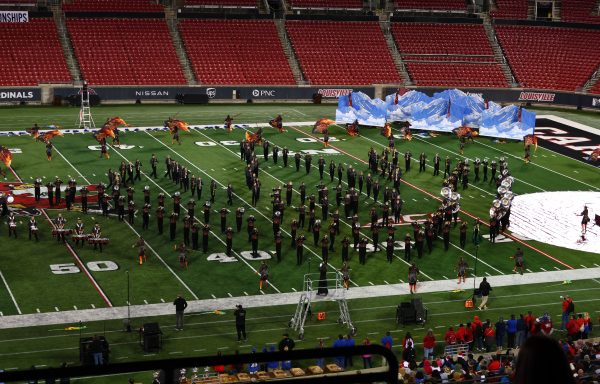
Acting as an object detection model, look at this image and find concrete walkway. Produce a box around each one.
[2,267,599,330]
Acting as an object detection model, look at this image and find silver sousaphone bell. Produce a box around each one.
[501,197,511,208]
[497,186,507,195]
[493,199,501,209]
[450,192,460,202]
[489,207,496,218]
[441,187,452,199]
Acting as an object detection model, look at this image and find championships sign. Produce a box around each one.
[0,11,28,23]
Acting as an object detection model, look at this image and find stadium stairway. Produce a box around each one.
[584,63,600,93]
[2,267,600,330]
[50,4,81,84]
[380,21,412,86]
[165,8,197,85]
[481,14,517,87]
[274,19,306,85]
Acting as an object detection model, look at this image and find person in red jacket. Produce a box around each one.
[483,321,495,352]
[455,324,466,344]
[445,326,457,346]
[566,315,580,342]
[471,316,484,351]
[423,329,436,359]
[524,311,536,337]
[464,322,474,351]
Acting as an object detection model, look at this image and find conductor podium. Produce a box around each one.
[396,299,427,325]
[140,322,162,352]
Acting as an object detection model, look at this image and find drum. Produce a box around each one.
[88,237,109,245]
[52,229,72,236]
[72,234,89,241]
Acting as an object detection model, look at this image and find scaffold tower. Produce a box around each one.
[77,82,95,130]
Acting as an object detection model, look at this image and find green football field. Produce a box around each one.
[0,103,598,381]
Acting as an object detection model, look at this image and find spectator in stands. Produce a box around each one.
[455,324,466,344]
[380,331,393,366]
[464,322,474,351]
[267,345,279,372]
[248,347,259,374]
[402,340,416,365]
[423,329,436,359]
[402,332,415,350]
[213,351,225,374]
[561,295,574,330]
[506,314,517,349]
[315,338,325,369]
[483,320,495,352]
[345,334,355,368]
[332,334,346,368]
[362,337,372,369]
[472,316,484,351]
[445,326,457,346]
[514,335,575,384]
[229,350,244,375]
[495,317,506,350]
[515,314,527,348]
[567,315,580,342]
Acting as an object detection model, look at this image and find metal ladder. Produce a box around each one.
[77,90,95,130]
[289,278,313,340]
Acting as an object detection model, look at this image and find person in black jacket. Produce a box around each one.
[173,295,188,330]
[234,304,247,342]
[477,277,492,310]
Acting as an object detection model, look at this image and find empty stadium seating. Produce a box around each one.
[289,0,363,9]
[0,0,36,4]
[391,23,506,88]
[590,81,600,95]
[496,25,600,91]
[561,0,600,24]
[0,18,71,86]
[285,20,401,85]
[67,18,186,85]
[394,0,466,11]
[491,0,529,19]
[63,0,164,13]
[179,19,295,85]
[184,0,257,7]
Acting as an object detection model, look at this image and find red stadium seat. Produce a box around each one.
[394,0,466,11]
[184,0,257,6]
[561,0,600,24]
[0,18,71,86]
[496,25,600,91]
[63,0,164,13]
[179,19,295,85]
[491,0,529,20]
[285,20,401,85]
[67,18,186,85]
[289,0,363,9]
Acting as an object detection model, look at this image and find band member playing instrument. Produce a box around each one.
[579,205,590,234]
[524,145,531,164]
[74,218,85,246]
[100,138,109,159]
[408,263,419,294]
[6,212,16,238]
[29,216,38,241]
[224,115,233,133]
[340,262,350,290]
[270,115,283,133]
[456,257,468,284]
[46,141,53,161]
[55,214,67,243]
[91,223,103,252]
[259,261,268,290]
[512,247,524,275]
[134,236,146,265]
[177,242,188,268]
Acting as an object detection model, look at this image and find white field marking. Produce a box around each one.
[581,264,588,268]
[595,264,600,268]
[162,131,358,287]
[194,349,206,352]
[368,282,374,286]
[290,108,308,116]
[442,276,449,280]
[211,294,217,299]
[0,269,21,315]
[554,267,561,271]
[117,356,129,360]
[384,280,390,284]
[540,267,547,271]
[91,304,95,308]
[399,279,405,283]
[211,169,215,171]
[168,351,183,355]
[439,236,503,274]
[144,300,148,305]
[412,198,418,202]
[573,170,579,173]
[469,195,475,199]
[474,139,599,191]
[73,306,77,310]
[227,293,233,297]
[435,325,446,328]
[36,308,40,313]
[126,301,130,305]
[54,307,59,312]
[224,128,432,282]
[160,298,165,303]
[244,291,249,295]
[485,272,492,276]
[143,354,156,357]
[526,268,533,273]
[260,290,265,295]
[291,288,297,292]
[367,332,379,335]
[108,143,279,294]
[217,346,230,350]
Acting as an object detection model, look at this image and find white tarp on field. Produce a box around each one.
[509,191,600,254]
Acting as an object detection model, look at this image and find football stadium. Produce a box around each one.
[0,0,599,383]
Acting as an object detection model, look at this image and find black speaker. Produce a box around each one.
[411,298,425,322]
[142,323,162,352]
[176,93,209,104]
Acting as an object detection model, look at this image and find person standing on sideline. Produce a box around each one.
[380,331,393,366]
[560,295,574,330]
[477,277,491,310]
[423,329,436,359]
[234,304,247,342]
[90,335,104,366]
[173,294,188,330]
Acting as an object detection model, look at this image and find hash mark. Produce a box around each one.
[540,267,546,271]
[244,291,249,296]
[160,298,165,303]
[36,308,40,313]
[227,293,233,297]
[291,288,297,292]
[442,275,449,279]
[526,268,533,273]
[144,300,148,304]
[384,280,390,284]
[73,306,78,310]
[399,279,404,283]
[554,267,560,271]
[54,307,59,312]
[485,272,491,276]
[169,352,183,355]
[91,304,95,309]
[594,263,600,268]
[260,290,265,295]
[211,294,217,299]
[368,282,374,286]
[580,264,587,268]
[217,346,230,350]
[412,198,417,202]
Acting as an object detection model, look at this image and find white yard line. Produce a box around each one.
[0,268,21,315]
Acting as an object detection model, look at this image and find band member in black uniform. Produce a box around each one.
[419,152,426,172]
[404,233,411,261]
[489,216,497,243]
[223,226,233,256]
[169,212,178,241]
[404,151,412,172]
[29,216,39,241]
[444,156,451,178]
[46,182,54,207]
[140,203,149,230]
[490,160,497,184]
[251,228,259,258]
[312,219,321,247]
[352,220,360,250]
[294,152,301,172]
[116,196,125,221]
[305,154,312,175]
[433,153,440,176]
[54,213,66,243]
[262,140,270,162]
[227,184,233,206]
[156,206,165,235]
[443,221,451,251]
[372,180,380,203]
[186,199,195,219]
[371,222,380,252]
[320,235,329,264]
[247,215,255,242]
[296,234,306,265]
[275,230,282,262]
[46,141,53,161]
[126,162,134,185]
[191,222,199,250]
[203,201,211,224]
[273,145,279,165]
[202,223,210,253]
[54,177,62,206]
[220,208,228,233]
[91,223,103,252]
[80,185,88,213]
[127,200,135,224]
[408,263,419,294]
[210,179,217,203]
[459,221,467,249]
[358,237,367,265]
[149,154,158,178]
[235,207,244,232]
[415,230,424,259]
[33,178,42,201]
[462,165,469,190]
[340,236,349,263]
[482,158,489,182]
[183,215,191,246]
[290,218,298,248]
[317,156,325,180]
[282,147,289,167]
[197,177,203,200]
[386,235,394,263]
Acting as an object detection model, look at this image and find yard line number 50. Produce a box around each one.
[50,261,119,275]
